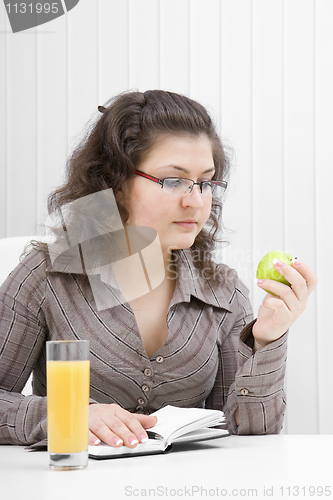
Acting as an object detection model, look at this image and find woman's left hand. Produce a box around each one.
[253,259,318,350]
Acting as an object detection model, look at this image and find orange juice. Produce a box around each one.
[47,360,90,454]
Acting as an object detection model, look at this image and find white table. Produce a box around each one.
[1,435,332,500]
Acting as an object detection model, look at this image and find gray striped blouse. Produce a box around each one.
[0,248,287,446]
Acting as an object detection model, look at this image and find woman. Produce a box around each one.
[0,90,317,449]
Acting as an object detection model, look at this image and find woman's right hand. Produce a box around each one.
[89,403,157,448]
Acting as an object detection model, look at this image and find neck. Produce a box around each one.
[122,224,180,288]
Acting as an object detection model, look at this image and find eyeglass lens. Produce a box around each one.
[163,178,223,196]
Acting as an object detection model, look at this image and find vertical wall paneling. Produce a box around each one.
[283,0,318,434]
[220,1,253,297]
[0,10,7,238]
[36,16,69,231]
[189,0,221,123]
[98,0,130,104]
[128,0,160,91]
[160,0,189,95]
[251,1,284,315]
[67,1,98,153]
[315,0,333,435]
[6,26,38,236]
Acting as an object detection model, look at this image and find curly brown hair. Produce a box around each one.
[47,90,230,281]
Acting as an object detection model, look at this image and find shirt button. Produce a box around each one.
[240,388,249,396]
[137,398,145,405]
[144,368,152,377]
[142,384,150,392]
[136,406,144,412]
[156,355,164,363]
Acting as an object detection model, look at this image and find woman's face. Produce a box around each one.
[125,134,215,258]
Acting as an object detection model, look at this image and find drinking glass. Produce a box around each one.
[46,340,90,470]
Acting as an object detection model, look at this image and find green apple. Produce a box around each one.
[257,250,293,288]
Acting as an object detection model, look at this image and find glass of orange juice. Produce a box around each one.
[46,340,90,470]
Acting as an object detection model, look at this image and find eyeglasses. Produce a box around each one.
[135,170,227,197]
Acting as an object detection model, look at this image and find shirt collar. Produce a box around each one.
[171,249,233,312]
[46,240,234,312]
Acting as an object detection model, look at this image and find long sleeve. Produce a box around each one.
[0,252,48,445]
[232,322,287,434]
[206,294,288,434]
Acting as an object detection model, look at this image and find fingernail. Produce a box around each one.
[140,433,148,443]
[113,437,123,446]
[272,258,283,266]
[93,438,101,445]
[129,437,139,446]
[257,279,265,284]
[292,259,301,266]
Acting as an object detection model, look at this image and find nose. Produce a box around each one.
[181,184,205,208]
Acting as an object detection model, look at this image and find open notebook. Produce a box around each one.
[89,405,229,459]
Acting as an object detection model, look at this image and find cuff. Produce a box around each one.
[236,324,288,400]
[15,395,47,446]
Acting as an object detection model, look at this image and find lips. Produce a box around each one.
[173,219,198,229]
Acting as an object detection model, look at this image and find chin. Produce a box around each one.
[173,236,197,251]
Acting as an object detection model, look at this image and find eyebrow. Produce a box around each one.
[157,165,215,175]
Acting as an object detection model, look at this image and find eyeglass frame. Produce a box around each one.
[134,170,228,196]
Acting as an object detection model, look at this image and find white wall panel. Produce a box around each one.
[67,1,98,147]
[189,0,221,122]
[220,1,253,297]
[283,0,318,434]
[6,27,37,236]
[0,0,332,434]
[160,0,189,95]
[128,0,160,90]
[252,0,284,313]
[36,15,68,228]
[0,8,7,238]
[315,0,333,435]
[98,0,130,104]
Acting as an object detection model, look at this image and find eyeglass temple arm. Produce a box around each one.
[214,180,228,189]
[135,170,163,187]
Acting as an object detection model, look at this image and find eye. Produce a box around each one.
[201,181,213,193]
[163,178,184,190]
